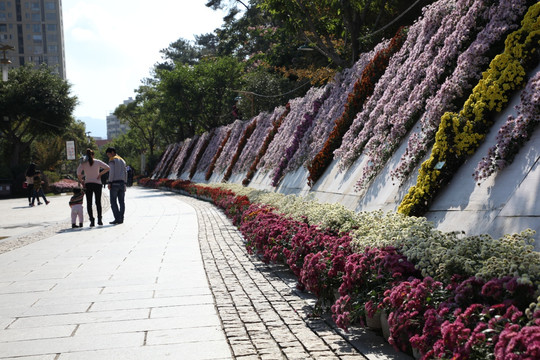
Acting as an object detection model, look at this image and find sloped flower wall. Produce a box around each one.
[391,0,530,185]
[151,0,538,231]
[259,87,326,173]
[474,71,540,182]
[233,110,280,174]
[399,2,540,216]
[193,124,229,176]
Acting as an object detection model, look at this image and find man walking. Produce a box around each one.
[106,147,127,225]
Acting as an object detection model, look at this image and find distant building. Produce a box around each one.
[95,139,111,149]
[106,97,134,139]
[0,0,66,79]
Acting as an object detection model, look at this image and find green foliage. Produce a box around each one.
[0,64,78,167]
[155,56,244,136]
[237,67,306,118]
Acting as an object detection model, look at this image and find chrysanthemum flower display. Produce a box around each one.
[163,141,185,178]
[212,120,248,175]
[151,143,177,179]
[335,0,459,170]
[232,111,276,174]
[392,0,529,185]
[188,130,214,180]
[177,135,202,177]
[271,87,330,186]
[353,0,529,191]
[196,125,230,176]
[289,48,378,172]
[307,27,406,186]
[474,71,540,183]
[242,103,290,186]
[141,180,540,359]
[222,118,258,182]
[259,87,326,173]
[399,2,540,216]
[205,127,232,181]
[169,136,199,178]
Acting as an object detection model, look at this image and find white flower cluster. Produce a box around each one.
[525,294,540,323]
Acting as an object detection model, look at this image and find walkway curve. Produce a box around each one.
[0,187,406,360]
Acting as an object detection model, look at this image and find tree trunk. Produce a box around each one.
[9,138,31,168]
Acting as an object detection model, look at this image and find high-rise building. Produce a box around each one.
[0,0,66,79]
[106,97,134,140]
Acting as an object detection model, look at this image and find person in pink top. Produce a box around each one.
[77,149,110,227]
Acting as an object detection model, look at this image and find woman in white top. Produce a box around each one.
[77,149,110,226]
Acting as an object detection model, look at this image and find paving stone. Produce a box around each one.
[230,343,258,357]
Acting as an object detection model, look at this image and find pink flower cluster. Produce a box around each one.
[169,136,199,178]
[156,142,183,179]
[335,0,458,169]
[335,0,514,191]
[188,131,214,179]
[195,125,230,175]
[258,87,326,172]
[271,88,330,186]
[213,120,249,174]
[151,143,177,179]
[289,47,381,171]
[232,111,277,173]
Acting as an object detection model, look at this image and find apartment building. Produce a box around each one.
[0,0,65,79]
[106,97,134,140]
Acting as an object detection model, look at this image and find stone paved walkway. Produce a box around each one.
[188,197,366,360]
[0,187,407,360]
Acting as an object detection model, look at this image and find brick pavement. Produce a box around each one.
[182,195,406,360]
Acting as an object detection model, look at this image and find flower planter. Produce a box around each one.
[412,346,421,359]
[365,310,382,329]
[380,310,390,341]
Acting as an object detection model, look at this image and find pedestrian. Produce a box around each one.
[101,172,108,188]
[126,165,134,187]
[69,188,84,228]
[77,148,110,227]
[31,170,50,206]
[105,147,127,225]
[25,162,36,206]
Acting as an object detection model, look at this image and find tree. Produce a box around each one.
[254,0,430,67]
[31,119,95,173]
[155,56,244,135]
[114,84,164,159]
[156,38,201,71]
[0,64,77,167]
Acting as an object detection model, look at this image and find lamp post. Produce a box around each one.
[1,44,14,82]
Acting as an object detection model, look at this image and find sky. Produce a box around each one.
[63,0,227,138]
